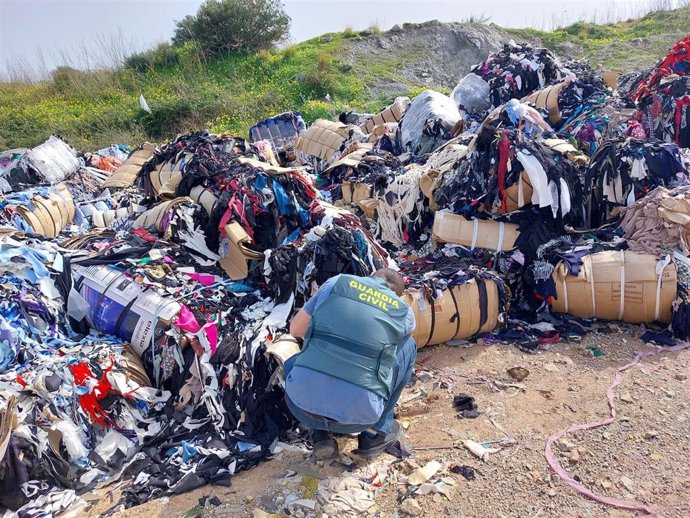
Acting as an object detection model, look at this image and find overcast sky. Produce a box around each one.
[0,0,679,79]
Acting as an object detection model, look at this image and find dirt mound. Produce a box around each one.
[342,21,531,98]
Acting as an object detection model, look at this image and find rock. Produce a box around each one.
[602,432,612,440]
[400,498,422,516]
[619,393,634,403]
[417,371,434,382]
[664,390,676,398]
[390,24,403,33]
[543,363,560,373]
[507,366,529,381]
[320,34,333,43]
[568,450,581,464]
[360,28,373,36]
[296,72,306,82]
[600,480,612,490]
[675,373,688,381]
[644,430,659,440]
[620,476,635,493]
[556,439,575,452]
[258,495,277,512]
[547,489,556,497]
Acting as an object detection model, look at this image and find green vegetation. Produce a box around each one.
[506,5,690,70]
[368,24,382,35]
[342,27,358,39]
[1,5,688,151]
[172,0,290,56]
[0,34,382,150]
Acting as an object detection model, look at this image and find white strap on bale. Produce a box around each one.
[618,250,626,321]
[562,275,569,314]
[655,255,672,321]
[497,222,505,252]
[588,255,596,317]
[471,219,479,250]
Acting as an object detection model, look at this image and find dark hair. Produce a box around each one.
[373,268,405,296]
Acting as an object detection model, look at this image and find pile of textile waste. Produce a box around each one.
[3,34,690,518]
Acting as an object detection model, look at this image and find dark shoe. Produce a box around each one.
[356,421,401,458]
[453,393,479,418]
[311,429,339,460]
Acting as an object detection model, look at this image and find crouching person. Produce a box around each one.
[284,268,416,459]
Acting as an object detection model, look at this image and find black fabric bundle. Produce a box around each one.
[472,42,570,107]
[585,137,687,227]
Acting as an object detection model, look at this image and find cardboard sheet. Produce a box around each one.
[295,119,353,161]
[102,143,156,189]
[218,221,264,280]
[16,184,75,238]
[361,97,410,134]
[523,82,566,124]
[341,181,373,204]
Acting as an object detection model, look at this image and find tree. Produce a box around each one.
[173,0,291,57]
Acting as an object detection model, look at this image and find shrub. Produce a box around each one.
[317,51,333,74]
[343,27,357,38]
[299,99,333,123]
[124,52,152,74]
[257,49,273,61]
[124,43,180,74]
[302,51,335,95]
[150,43,180,68]
[172,0,291,57]
[51,66,84,92]
[138,96,195,137]
[282,45,297,60]
[176,40,205,71]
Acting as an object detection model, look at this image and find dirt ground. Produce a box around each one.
[78,330,690,518]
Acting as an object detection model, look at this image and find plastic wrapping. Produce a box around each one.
[22,136,81,185]
[451,74,491,115]
[399,90,461,155]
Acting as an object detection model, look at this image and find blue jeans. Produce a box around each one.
[284,336,417,435]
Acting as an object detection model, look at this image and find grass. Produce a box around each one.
[0,34,379,149]
[1,4,689,150]
[506,5,690,70]
[342,27,358,39]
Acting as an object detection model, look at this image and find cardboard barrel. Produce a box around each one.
[404,279,501,348]
[433,211,519,252]
[551,250,676,323]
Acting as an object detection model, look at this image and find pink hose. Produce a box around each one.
[544,342,690,517]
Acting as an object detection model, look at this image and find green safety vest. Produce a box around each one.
[294,274,409,399]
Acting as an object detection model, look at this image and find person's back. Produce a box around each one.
[285,269,417,459]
